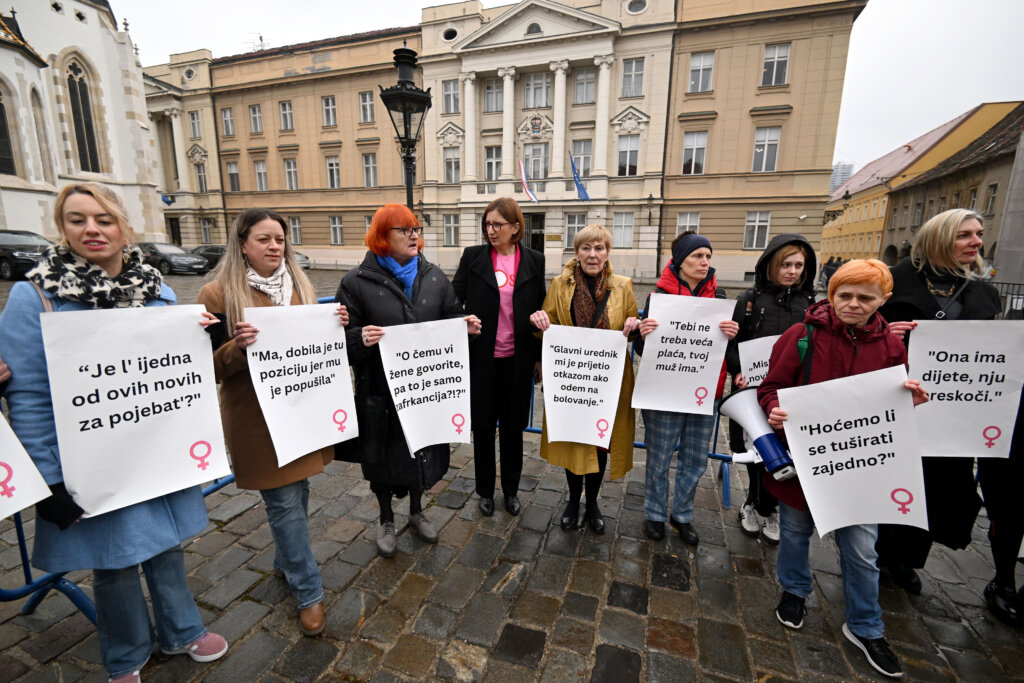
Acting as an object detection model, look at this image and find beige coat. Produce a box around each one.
[539,260,637,480]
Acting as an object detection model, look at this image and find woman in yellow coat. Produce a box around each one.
[530,224,639,533]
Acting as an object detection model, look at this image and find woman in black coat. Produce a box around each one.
[336,203,481,558]
[452,197,546,517]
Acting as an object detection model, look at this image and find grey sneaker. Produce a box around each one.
[377,521,397,557]
[761,511,780,545]
[409,511,438,544]
[738,503,761,536]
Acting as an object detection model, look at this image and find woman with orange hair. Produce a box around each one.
[335,204,481,557]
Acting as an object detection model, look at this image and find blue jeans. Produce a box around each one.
[777,502,884,639]
[261,479,323,609]
[641,409,713,523]
[93,546,205,677]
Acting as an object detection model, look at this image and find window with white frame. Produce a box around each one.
[254,160,268,191]
[688,52,714,93]
[926,199,934,220]
[485,145,502,181]
[249,104,263,133]
[289,217,302,245]
[220,108,234,136]
[525,73,551,108]
[985,183,998,214]
[188,110,201,138]
[200,217,213,243]
[574,67,595,104]
[195,163,207,193]
[612,212,634,247]
[675,212,700,235]
[952,192,960,207]
[968,188,977,210]
[279,101,293,131]
[565,212,587,246]
[743,211,770,249]
[226,161,239,192]
[326,156,340,189]
[938,196,947,213]
[359,91,374,123]
[871,199,878,219]
[330,216,343,245]
[444,147,460,184]
[621,58,644,98]
[901,205,909,227]
[913,202,922,225]
[524,142,548,180]
[364,215,373,230]
[322,95,337,126]
[362,153,377,188]
[442,80,459,114]
[484,79,502,112]
[284,158,298,190]
[617,134,639,176]
[571,139,592,177]
[682,131,707,175]
[761,43,790,86]
[752,126,780,172]
[443,214,459,247]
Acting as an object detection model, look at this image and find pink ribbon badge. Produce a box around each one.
[452,414,466,434]
[333,409,348,432]
[890,488,913,515]
[0,462,14,498]
[983,425,1002,448]
[596,419,609,438]
[694,387,709,406]
[190,441,212,471]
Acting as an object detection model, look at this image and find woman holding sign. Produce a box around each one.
[198,208,346,636]
[0,183,227,682]
[452,197,545,518]
[336,203,480,558]
[530,224,639,534]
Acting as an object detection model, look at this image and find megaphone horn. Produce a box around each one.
[718,387,796,481]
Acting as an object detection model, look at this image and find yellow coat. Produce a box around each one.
[539,260,638,479]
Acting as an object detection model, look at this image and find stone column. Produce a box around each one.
[498,66,516,180]
[461,71,477,181]
[166,108,191,192]
[549,60,569,178]
[593,56,614,176]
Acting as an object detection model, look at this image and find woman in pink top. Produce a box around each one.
[453,197,546,517]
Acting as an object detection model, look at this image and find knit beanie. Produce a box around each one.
[672,233,712,270]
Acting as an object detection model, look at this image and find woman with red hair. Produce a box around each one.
[335,204,480,558]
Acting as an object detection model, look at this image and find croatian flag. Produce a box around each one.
[518,156,539,203]
[569,154,591,201]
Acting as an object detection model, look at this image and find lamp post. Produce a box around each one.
[379,44,432,211]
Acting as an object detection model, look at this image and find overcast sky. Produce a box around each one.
[107,0,1024,172]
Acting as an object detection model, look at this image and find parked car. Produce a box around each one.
[190,244,226,269]
[0,230,53,280]
[136,242,209,275]
[295,251,311,269]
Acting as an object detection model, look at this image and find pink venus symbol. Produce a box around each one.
[890,488,913,515]
[596,419,610,438]
[0,461,14,498]
[452,414,466,434]
[333,409,348,432]
[190,441,212,471]
[983,425,1001,448]
[694,387,709,406]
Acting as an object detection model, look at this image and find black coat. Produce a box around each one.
[335,251,463,491]
[452,244,545,429]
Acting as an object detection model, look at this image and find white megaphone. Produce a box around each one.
[717,387,796,481]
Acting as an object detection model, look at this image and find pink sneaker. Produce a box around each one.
[108,671,141,683]
[161,632,228,662]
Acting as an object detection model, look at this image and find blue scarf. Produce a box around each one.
[376,254,418,299]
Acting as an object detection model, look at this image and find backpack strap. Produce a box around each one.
[31,282,54,313]
[797,323,814,385]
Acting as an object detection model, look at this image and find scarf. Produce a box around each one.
[571,261,610,329]
[655,262,718,298]
[376,254,419,299]
[27,244,163,309]
[246,261,293,306]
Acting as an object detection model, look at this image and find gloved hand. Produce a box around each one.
[36,482,84,530]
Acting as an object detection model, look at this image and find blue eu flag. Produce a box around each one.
[569,154,590,201]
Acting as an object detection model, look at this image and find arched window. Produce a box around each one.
[67,61,100,172]
[31,89,55,184]
[0,90,15,175]
[526,23,541,35]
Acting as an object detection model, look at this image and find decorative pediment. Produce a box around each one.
[186,144,207,164]
[436,122,465,147]
[611,106,650,134]
[516,113,554,143]
[455,0,619,53]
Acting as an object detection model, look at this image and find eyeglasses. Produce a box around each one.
[390,226,424,238]
[484,221,513,230]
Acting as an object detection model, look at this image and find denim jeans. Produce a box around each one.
[261,479,323,609]
[641,409,713,523]
[93,546,205,677]
[777,502,884,639]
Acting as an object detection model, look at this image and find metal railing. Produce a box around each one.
[991,281,1024,319]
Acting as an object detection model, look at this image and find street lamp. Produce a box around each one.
[379,44,432,211]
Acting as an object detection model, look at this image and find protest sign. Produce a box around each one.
[778,365,926,537]
[40,305,229,517]
[378,317,470,454]
[543,325,627,448]
[739,335,782,388]
[245,303,357,467]
[631,294,734,414]
[908,320,1024,458]
[0,414,51,520]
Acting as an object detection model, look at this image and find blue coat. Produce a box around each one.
[0,282,208,572]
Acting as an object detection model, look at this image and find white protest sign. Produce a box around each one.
[244,303,357,467]
[0,414,51,520]
[40,305,230,516]
[543,325,627,448]
[778,365,926,537]
[631,294,734,414]
[378,317,470,454]
[908,320,1024,458]
[739,335,782,388]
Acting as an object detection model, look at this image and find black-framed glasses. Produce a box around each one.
[390,226,424,238]
[484,221,513,230]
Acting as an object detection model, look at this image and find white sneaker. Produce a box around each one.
[738,503,760,537]
[761,511,780,545]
